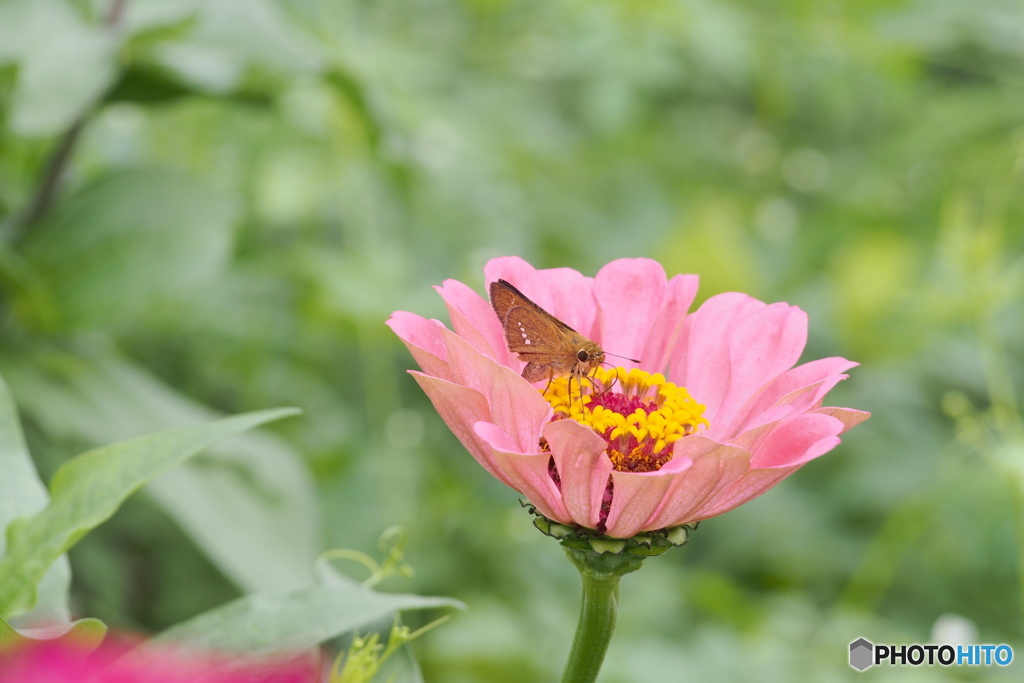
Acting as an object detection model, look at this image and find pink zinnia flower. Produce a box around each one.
[388,257,869,539]
[0,637,315,683]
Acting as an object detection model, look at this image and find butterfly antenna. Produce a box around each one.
[593,353,639,400]
[594,366,621,399]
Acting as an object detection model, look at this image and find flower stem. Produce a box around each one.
[6,0,127,242]
[562,569,619,683]
[560,547,645,683]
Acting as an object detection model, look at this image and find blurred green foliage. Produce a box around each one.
[1,0,1023,680]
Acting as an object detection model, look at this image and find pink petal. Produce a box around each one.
[603,468,675,538]
[441,327,552,452]
[728,420,777,454]
[667,316,694,386]
[687,466,799,520]
[474,421,571,523]
[386,312,453,380]
[750,357,858,413]
[676,292,765,422]
[593,258,668,365]
[706,302,808,438]
[733,357,858,433]
[436,279,510,365]
[533,267,598,338]
[729,405,865,454]
[642,437,751,529]
[411,372,510,485]
[749,412,844,468]
[543,418,612,529]
[734,367,855,437]
[813,406,871,432]
[484,256,557,312]
[641,274,699,375]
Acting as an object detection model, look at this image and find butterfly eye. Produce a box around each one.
[577,349,589,362]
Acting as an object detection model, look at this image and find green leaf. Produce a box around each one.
[0,374,71,626]
[0,407,299,619]
[20,169,236,330]
[0,615,106,651]
[151,583,463,655]
[325,69,382,151]
[0,0,73,64]
[105,65,202,105]
[2,0,119,136]
[1,348,321,593]
[147,0,322,93]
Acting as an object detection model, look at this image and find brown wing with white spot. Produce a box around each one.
[490,279,575,364]
[490,281,569,348]
[490,279,601,383]
[499,302,564,354]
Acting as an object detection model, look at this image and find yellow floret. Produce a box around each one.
[540,366,709,473]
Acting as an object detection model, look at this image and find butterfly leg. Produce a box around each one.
[570,368,590,412]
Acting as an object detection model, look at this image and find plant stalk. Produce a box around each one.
[561,566,620,683]
[559,546,647,683]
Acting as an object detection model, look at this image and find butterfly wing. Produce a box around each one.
[489,280,581,380]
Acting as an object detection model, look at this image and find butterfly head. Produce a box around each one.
[574,342,605,375]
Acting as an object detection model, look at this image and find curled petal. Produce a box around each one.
[544,418,612,529]
[642,437,751,530]
[734,357,858,432]
[411,373,508,484]
[813,406,871,432]
[436,279,510,364]
[386,312,452,380]
[603,469,675,539]
[742,374,848,434]
[727,420,776,454]
[475,421,570,523]
[442,328,552,452]
[728,360,856,439]
[749,357,859,413]
[750,412,845,468]
[692,415,844,518]
[688,466,799,520]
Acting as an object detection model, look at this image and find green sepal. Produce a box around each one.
[521,501,697,557]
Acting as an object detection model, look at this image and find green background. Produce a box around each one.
[2,0,1023,680]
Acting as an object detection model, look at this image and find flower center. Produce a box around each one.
[543,367,709,473]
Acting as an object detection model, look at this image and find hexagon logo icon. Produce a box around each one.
[849,638,874,671]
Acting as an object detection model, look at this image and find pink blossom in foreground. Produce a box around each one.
[388,257,869,538]
[0,637,315,683]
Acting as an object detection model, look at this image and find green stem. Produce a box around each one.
[560,547,645,683]
[6,0,128,242]
[562,568,620,683]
